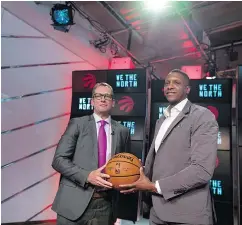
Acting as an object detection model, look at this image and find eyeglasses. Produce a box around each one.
[93,93,113,101]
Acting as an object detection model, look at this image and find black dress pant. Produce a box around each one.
[57,197,114,225]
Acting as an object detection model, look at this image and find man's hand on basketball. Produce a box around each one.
[87,165,113,188]
[119,167,157,194]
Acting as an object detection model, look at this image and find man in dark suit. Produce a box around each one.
[52,82,130,225]
[120,69,218,225]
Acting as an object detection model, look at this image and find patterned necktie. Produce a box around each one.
[98,120,107,167]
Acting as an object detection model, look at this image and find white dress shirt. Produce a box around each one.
[154,98,188,194]
[93,113,112,163]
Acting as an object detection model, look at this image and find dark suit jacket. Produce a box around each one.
[51,115,130,221]
[145,101,218,224]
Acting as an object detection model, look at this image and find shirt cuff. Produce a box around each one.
[155,181,162,195]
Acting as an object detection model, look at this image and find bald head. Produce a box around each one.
[164,69,191,105]
[168,69,190,86]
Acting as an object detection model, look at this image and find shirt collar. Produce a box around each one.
[93,113,111,124]
[163,98,188,117]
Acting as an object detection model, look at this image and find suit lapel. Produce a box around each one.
[111,119,117,156]
[161,101,192,142]
[88,115,98,163]
[161,113,185,142]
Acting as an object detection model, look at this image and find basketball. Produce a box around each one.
[104,153,142,188]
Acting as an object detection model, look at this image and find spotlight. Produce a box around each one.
[143,0,171,12]
[50,3,75,32]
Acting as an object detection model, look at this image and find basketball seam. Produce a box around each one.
[110,174,140,177]
[108,160,141,169]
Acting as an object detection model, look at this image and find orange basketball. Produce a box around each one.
[104,153,142,188]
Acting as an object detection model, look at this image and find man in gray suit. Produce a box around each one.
[120,69,218,225]
[52,82,130,225]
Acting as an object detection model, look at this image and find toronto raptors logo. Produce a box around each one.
[82,73,96,89]
[118,96,134,113]
[207,106,219,120]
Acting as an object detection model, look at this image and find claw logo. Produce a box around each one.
[82,73,96,89]
[118,96,134,113]
[207,106,219,120]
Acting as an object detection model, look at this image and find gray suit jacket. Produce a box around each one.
[145,100,218,224]
[51,115,130,221]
